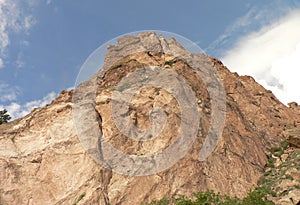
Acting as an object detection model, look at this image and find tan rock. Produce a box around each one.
[288,133,300,148]
[281,153,289,162]
[0,32,299,205]
[277,189,300,205]
[286,168,300,180]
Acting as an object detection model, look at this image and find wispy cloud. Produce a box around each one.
[0,0,37,68]
[205,7,258,55]
[16,59,25,68]
[15,52,26,68]
[0,83,20,102]
[46,0,52,5]
[0,0,13,53]
[0,91,57,119]
[221,9,300,104]
[24,15,37,31]
[206,2,296,57]
[0,58,3,68]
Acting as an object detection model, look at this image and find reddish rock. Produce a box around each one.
[0,32,299,205]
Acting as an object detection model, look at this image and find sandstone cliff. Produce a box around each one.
[0,32,299,205]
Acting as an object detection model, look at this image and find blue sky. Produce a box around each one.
[1,0,300,119]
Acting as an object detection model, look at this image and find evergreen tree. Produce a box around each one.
[0,109,11,125]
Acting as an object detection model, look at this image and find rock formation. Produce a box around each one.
[266,145,300,205]
[0,32,299,205]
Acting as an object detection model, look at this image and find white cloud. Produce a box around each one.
[222,9,300,104]
[46,0,52,5]
[0,0,13,53]
[15,52,25,68]
[21,40,29,46]
[206,2,296,56]
[0,58,3,68]
[206,7,258,53]
[24,15,36,31]
[0,0,37,67]
[0,91,57,119]
[263,43,300,103]
[16,59,25,68]
[0,83,20,102]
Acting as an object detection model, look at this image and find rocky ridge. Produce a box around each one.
[0,32,299,205]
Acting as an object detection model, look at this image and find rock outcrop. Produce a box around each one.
[0,32,299,205]
[263,143,300,205]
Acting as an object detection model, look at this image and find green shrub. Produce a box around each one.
[263,171,272,177]
[273,150,283,158]
[144,142,297,205]
[280,141,289,150]
[144,188,273,205]
[270,147,282,154]
[285,175,293,180]
[165,60,176,67]
[266,157,276,168]
[72,193,86,205]
[175,196,193,205]
[143,199,170,205]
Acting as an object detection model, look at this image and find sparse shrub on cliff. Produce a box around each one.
[145,140,300,205]
[0,109,11,125]
[144,189,273,205]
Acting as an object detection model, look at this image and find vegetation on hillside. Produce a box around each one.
[143,187,274,205]
[144,140,300,205]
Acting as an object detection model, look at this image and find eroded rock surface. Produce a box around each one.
[0,32,299,205]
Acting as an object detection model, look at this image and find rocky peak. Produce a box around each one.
[0,32,299,205]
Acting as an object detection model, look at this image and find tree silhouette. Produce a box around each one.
[0,109,11,125]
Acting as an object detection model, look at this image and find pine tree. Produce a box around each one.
[0,109,11,125]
